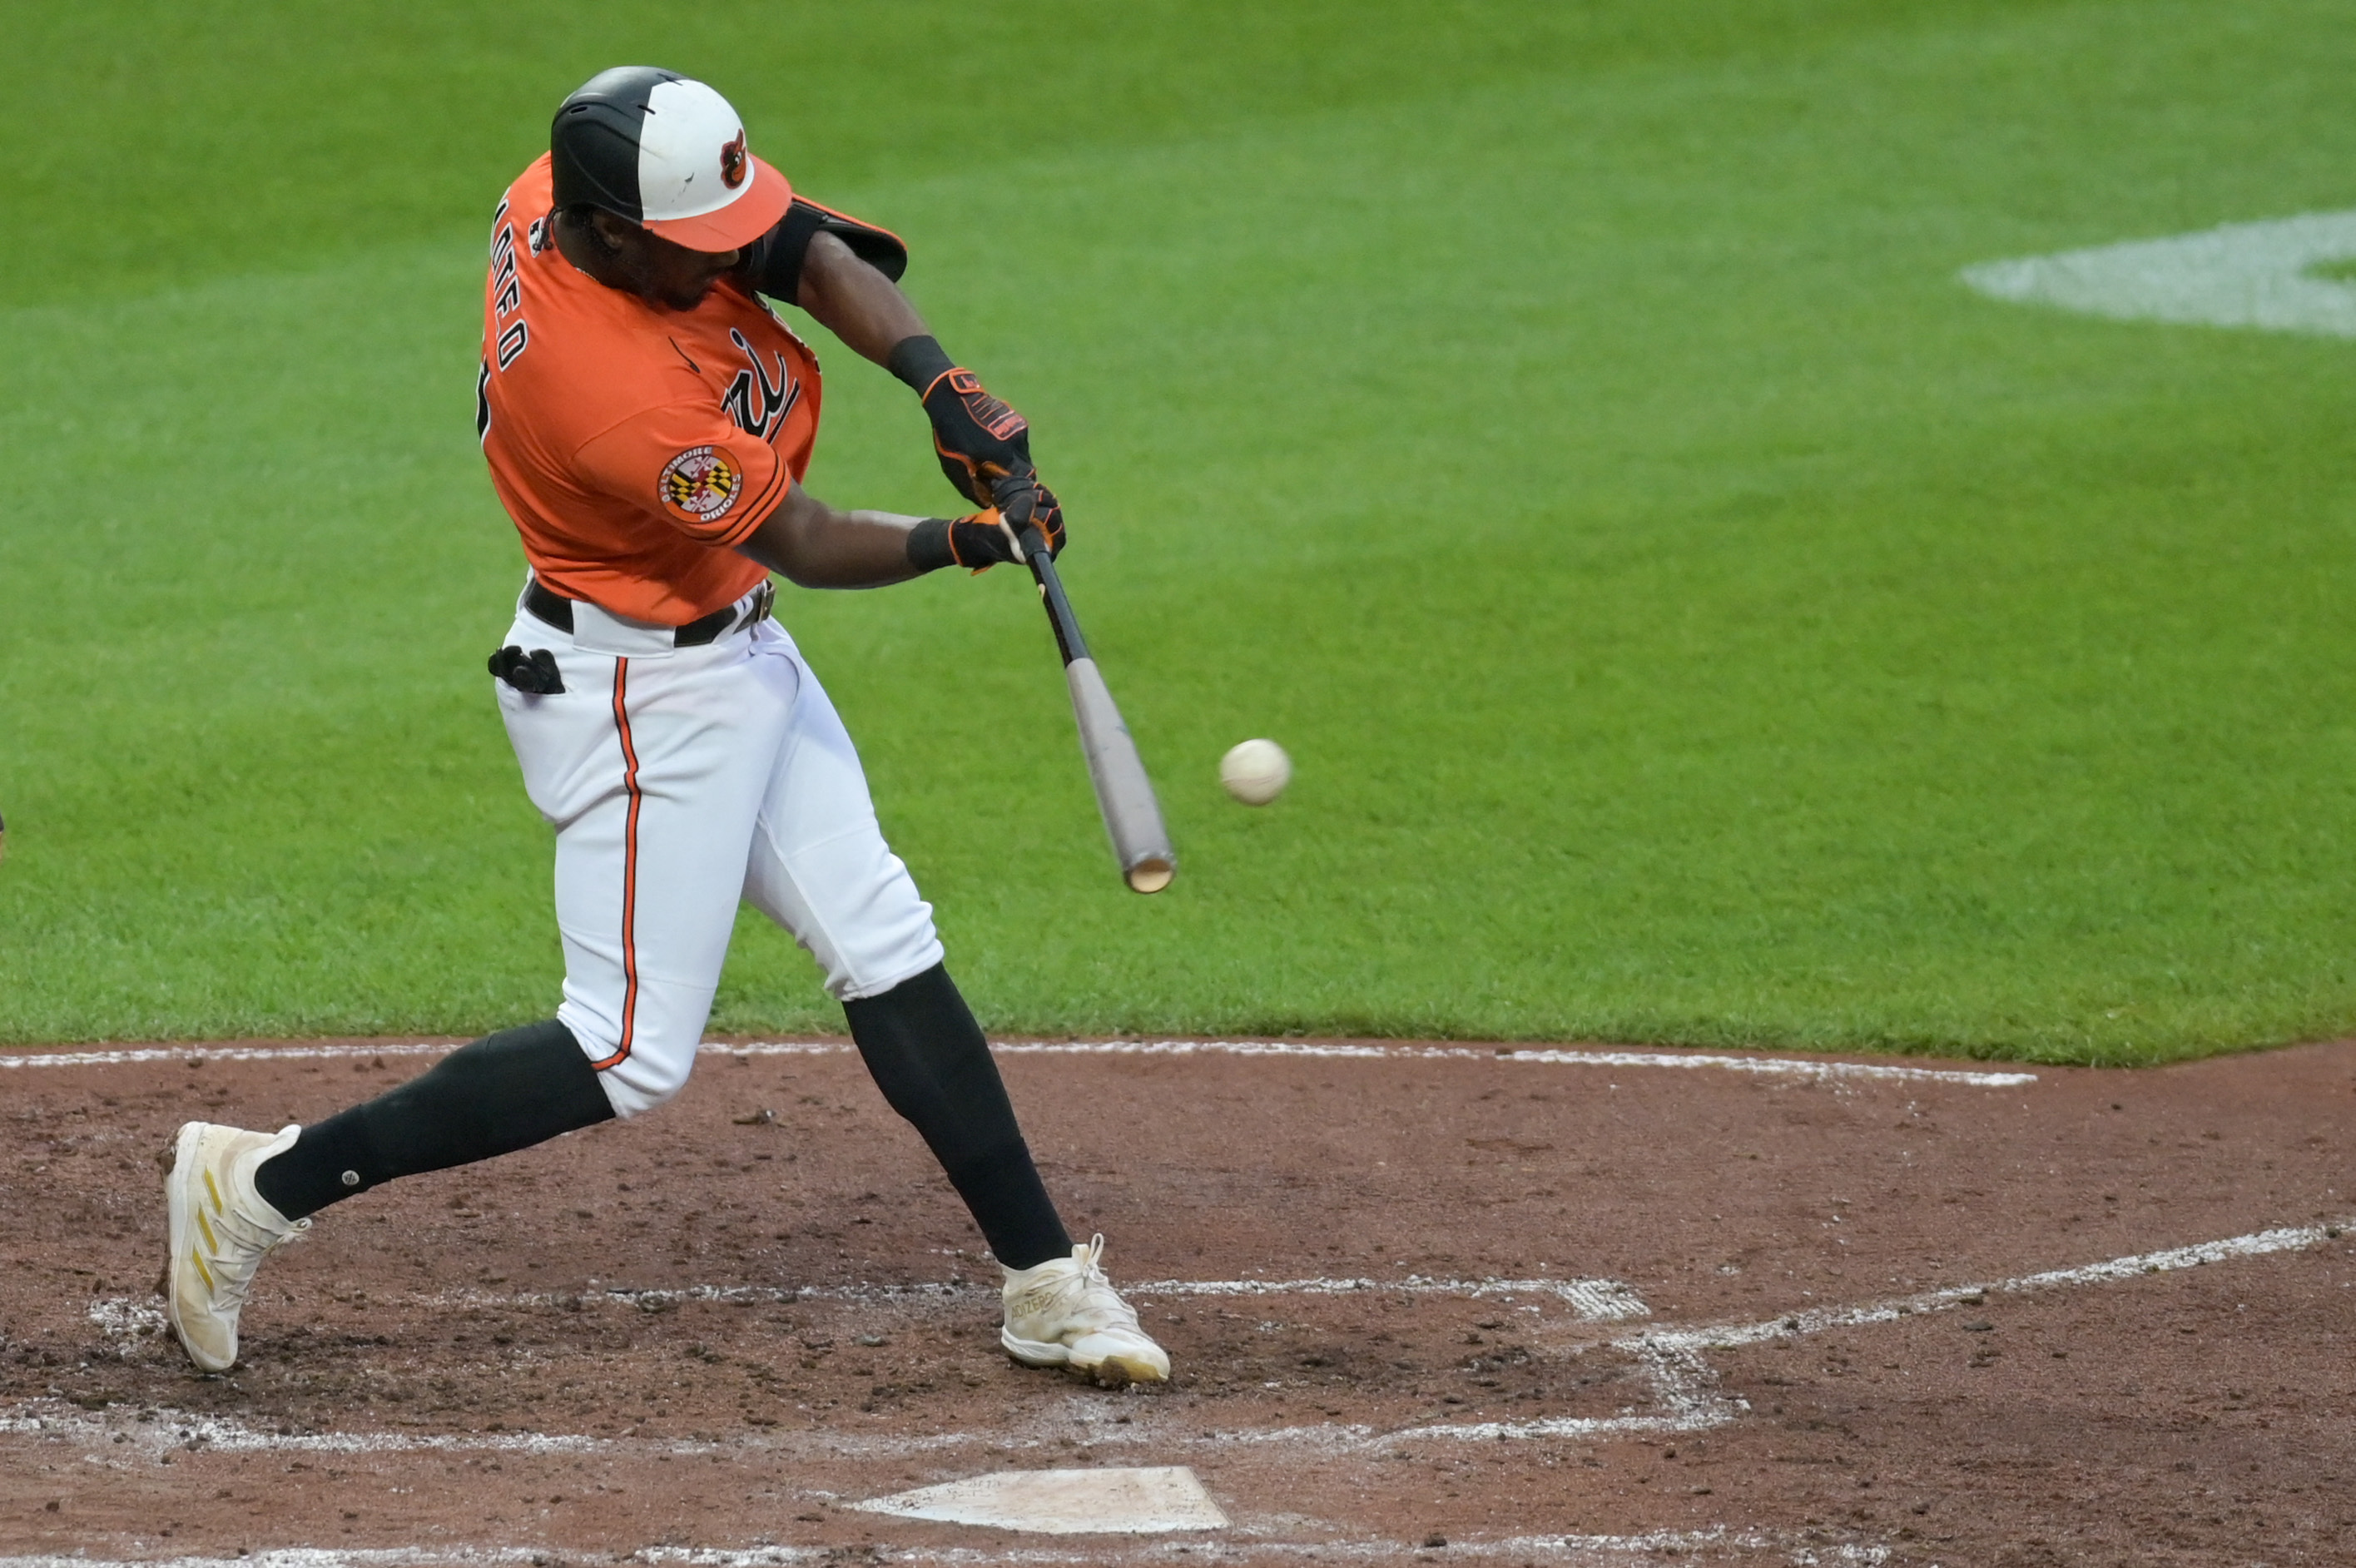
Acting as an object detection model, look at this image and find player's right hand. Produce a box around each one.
[940,483,1063,568]
[941,508,1022,570]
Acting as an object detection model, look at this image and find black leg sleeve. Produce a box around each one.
[254,1020,614,1221]
[843,963,1073,1269]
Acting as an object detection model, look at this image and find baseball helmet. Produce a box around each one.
[551,67,792,252]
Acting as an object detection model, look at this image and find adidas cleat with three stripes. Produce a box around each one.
[163,1121,309,1372]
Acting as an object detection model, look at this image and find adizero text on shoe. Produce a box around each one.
[999,1234,1171,1387]
[164,1122,309,1372]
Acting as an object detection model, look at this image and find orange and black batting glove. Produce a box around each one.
[905,488,1066,577]
[887,334,1034,507]
[990,468,1065,558]
[907,508,1017,574]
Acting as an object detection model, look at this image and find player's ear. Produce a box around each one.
[588,208,633,256]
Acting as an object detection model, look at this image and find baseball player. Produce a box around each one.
[161,67,1168,1389]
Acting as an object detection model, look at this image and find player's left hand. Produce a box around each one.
[922,369,1033,505]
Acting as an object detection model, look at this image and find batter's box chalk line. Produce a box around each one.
[651,1525,1892,1564]
[632,1536,1888,1566]
[0,1531,1893,1567]
[44,1214,2349,1466]
[368,1272,1650,1322]
[0,1037,2036,1088]
[67,1270,1652,1460]
[74,1271,1645,1373]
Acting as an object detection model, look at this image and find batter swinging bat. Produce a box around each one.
[1011,514,1175,894]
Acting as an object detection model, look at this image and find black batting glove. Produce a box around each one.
[907,509,1020,573]
[889,335,1034,507]
[924,371,1032,504]
[992,469,1065,558]
[905,484,1065,575]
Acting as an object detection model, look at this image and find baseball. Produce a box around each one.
[1219,738,1292,805]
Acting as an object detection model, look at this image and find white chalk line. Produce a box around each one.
[1432,1213,2356,1448]
[1639,1217,2347,1358]
[0,1042,464,1069]
[0,1404,617,1459]
[33,1215,2347,1469]
[87,1296,168,1341]
[0,1037,2036,1087]
[50,1269,1646,1463]
[0,1530,1890,1567]
[665,1537,1884,1566]
[1186,1213,2354,1449]
[70,1275,1642,1331]
[990,1040,2033,1087]
[59,1269,1650,1462]
[1134,1273,1649,1319]
[387,1273,1648,1322]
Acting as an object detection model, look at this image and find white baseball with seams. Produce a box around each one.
[1219,738,1291,805]
[495,578,944,1119]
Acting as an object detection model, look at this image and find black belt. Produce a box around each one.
[524,578,772,648]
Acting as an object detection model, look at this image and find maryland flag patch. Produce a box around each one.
[658,446,742,524]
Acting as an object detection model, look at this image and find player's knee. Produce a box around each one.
[826,925,946,1005]
[570,1031,697,1119]
[595,1053,693,1118]
[559,997,707,1118]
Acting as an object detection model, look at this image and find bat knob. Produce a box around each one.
[992,468,1039,521]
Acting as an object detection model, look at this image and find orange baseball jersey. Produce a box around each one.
[476,156,819,625]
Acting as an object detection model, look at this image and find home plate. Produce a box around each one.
[851,1466,1230,1534]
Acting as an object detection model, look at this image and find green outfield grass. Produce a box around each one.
[5,0,2356,1062]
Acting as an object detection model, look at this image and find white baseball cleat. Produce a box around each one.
[1000,1233,1170,1386]
[163,1122,309,1372]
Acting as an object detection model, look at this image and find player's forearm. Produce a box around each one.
[737,484,1024,588]
[796,231,930,365]
[737,489,932,589]
[797,232,1038,514]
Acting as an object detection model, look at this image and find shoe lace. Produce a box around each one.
[203,1204,309,1313]
[1014,1234,1142,1335]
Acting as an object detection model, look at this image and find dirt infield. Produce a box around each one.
[2,1035,2353,1566]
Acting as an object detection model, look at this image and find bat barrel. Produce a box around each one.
[1064,657,1176,894]
[1016,517,1174,893]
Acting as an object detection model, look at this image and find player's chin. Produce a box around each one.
[662,276,727,311]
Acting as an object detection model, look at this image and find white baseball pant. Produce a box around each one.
[493,580,945,1118]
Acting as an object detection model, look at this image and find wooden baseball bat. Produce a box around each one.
[1014,520,1175,894]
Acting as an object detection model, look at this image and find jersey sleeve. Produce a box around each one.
[570,401,794,548]
[739,196,910,305]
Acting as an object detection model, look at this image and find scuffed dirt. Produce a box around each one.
[2,1035,2353,1564]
